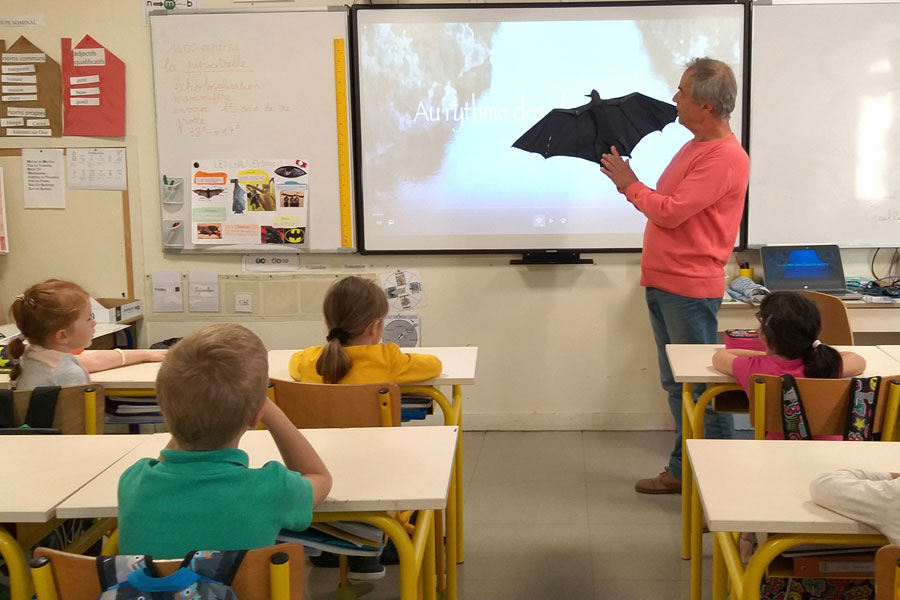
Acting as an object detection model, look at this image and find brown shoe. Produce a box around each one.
[635,467,681,494]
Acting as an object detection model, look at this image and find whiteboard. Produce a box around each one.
[150,9,353,253]
[748,2,900,247]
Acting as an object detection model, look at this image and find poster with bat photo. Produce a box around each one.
[190,158,308,246]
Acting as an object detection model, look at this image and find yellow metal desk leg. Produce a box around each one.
[402,384,464,567]
[715,531,745,600]
[435,510,445,593]
[681,383,694,561]
[691,476,704,600]
[0,525,33,600]
[445,453,459,600]
[712,529,727,600]
[453,385,464,564]
[424,514,436,600]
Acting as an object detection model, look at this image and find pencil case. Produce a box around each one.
[724,328,765,352]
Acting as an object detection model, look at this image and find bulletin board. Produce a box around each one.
[149,8,353,253]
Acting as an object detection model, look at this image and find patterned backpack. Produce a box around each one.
[96,550,245,600]
[780,375,881,441]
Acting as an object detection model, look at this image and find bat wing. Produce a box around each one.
[193,188,224,199]
[512,92,602,162]
[592,93,677,157]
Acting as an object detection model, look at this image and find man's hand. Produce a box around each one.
[600,146,639,193]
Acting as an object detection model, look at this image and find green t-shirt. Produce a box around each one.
[118,447,313,558]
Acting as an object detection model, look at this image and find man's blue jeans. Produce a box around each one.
[645,287,734,480]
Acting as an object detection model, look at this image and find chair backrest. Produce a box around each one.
[875,544,900,600]
[271,380,402,428]
[31,544,306,600]
[797,289,854,345]
[750,374,900,439]
[9,385,104,434]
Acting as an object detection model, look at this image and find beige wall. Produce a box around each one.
[1,1,896,431]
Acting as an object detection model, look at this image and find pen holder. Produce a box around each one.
[162,178,184,205]
[163,220,184,248]
[738,267,754,281]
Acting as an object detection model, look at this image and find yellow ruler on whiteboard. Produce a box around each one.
[333,38,353,248]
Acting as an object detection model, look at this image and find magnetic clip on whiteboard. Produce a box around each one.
[162,177,184,206]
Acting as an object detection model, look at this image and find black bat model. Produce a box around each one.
[512,90,677,164]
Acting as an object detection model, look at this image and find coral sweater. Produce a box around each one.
[625,134,749,299]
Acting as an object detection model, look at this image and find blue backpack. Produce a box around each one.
[96,550,245,600]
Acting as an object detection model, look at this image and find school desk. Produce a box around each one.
[269,346,478,591]
[719,298,900,335]
[667,343,900,600]
[0,435,148,600]
[55,426,459,600]
[879,345,900,363]
[687,439,893,600]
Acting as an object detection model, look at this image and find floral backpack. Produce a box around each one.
[96,550,245,600]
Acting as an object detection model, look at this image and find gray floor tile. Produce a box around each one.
[471,431,586,483]
[465,478,588,525]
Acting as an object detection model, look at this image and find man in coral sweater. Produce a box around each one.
[600,57,750,494]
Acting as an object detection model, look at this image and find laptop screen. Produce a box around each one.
[760,245,847,292]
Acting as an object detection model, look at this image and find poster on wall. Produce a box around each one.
[61,35,126,137]
[190,158,309,246]
[0,167,8,253]
[0,36,62,137]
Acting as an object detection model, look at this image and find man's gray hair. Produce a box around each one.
[686,57,737,120]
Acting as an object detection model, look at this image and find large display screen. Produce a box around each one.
[350,2,748,253]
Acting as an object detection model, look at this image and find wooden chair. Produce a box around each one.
[30,544,306,600]
[270,380,402,428]
[798,289,855,345]
[5,385,105,435]
[750,374,900,441]
[875,544,900,600]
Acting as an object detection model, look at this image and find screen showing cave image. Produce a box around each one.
[352,3,746,251]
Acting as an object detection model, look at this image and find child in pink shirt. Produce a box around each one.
[713,291,865,393]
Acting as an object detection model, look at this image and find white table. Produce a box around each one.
[57,427,458,600]
[687,439,893,600]
[667,344,900,384]
[879,345,900,363]
[0,435,147,600]
[719,299,900,334]
[666,343,900,600]
[269,346,477,597]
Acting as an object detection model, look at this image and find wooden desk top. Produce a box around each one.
[666,344,900,384]
[57,426,459,519]
[0,435,146,522]
[687,438,900,534]
[267,346,479,386]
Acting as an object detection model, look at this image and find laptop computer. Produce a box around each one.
[760,245,861,299]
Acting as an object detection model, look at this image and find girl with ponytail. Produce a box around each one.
[286,275,441,579]
[713,291,865,394]
[288,275,442,385]
[9,279,165,391]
